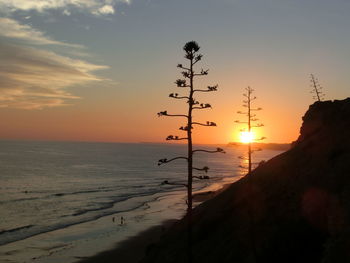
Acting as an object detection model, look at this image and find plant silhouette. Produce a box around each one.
[310,74,326,102]
[157,41,224,263]
[235,86,265,263]
[236,86,265,173]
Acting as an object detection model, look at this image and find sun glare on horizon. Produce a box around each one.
[239,131,255,144]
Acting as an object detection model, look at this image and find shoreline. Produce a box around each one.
[193,183,231,203]
[78,183,231,263]
[0,190,187,263]
[79,219,177,263]
[0,183,231,263]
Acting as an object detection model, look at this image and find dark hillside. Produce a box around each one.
[142,98,350,263]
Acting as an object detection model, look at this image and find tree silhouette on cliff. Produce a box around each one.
[157,41,224,263]
[310,74,325,102]
[236,86,265,174]
[235,86,265,263]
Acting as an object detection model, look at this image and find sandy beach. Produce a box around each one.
[78,185,230,263]
[79,220,176,263]
[0,185,227,263]
[0,190,187,263]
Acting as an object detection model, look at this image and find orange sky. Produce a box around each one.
[0,0,349,144]
[0,70,312,144]
[0,61,347,144]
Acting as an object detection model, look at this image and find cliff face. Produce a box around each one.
[142,98,350,263]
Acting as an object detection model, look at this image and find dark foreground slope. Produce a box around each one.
[142,98,350,263]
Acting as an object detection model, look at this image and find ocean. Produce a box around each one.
[0,141,284,263]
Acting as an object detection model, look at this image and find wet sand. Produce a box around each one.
[78,220,176,263]
[78,184,230,263]
[192,183,230,203]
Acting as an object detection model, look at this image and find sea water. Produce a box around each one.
[0,141,284,262]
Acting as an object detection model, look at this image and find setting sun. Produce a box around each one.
[239,131,255,143]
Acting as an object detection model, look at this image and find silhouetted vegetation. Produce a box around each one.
[235,86,265,173]
[310,74,325,102]
[235,86,265,263]
[157,41,224,262]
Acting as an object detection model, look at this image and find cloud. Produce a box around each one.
[0,0,130,16]
[63,9,71,16]
[0,42,108,109]
[0,2,115,109]
[96,5,115,15]
[0,17,83,48]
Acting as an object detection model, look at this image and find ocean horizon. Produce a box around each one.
[0,140,284,262]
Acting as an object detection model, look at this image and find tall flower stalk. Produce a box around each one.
[236,86,265,173]
[310,74,325,102]
[235,86,265,263]
[158,41,224,263]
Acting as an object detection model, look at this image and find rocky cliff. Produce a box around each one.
[141,98,350,263]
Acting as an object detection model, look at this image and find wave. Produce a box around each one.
[0,175,220,247]
[0,187,121,205]
[70,188,177,217]
[0,225,34,235]
[0,189,180,246]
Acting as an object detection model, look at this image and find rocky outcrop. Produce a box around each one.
[142,98,350,263]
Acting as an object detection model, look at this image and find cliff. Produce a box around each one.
[141,98,350,263]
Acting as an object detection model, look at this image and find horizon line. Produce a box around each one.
[0,138,292,145]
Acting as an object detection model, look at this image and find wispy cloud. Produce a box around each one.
[0,18,83,47]
[0,0,130,16]
[0,18,108,109]
[0,0,116,109]
[0,42,108,109]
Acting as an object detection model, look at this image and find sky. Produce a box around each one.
[0,0,349,144]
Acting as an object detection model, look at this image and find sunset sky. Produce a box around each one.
[0,0,349,144]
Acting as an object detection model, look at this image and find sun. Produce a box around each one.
[239,131,255,143]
